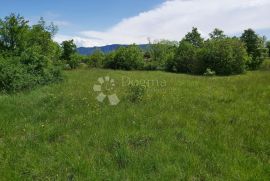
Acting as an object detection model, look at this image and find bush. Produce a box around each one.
[260,58,270,70]
[39,65,62,84]
[0,55,62,92]
[103,51,116,69]
[0,14,63,92]
[266,41,270,57]
[165,41,204,74]
[147,41,176,70]
[199,38,249,75]
[68,54,81,69]
[247,48,268,70]
[166,38,249,75]
[20,47,50,74]
[106,45,144,70]
[127,84,145,103]
[0,57,34,92]
[88,49,105,68]
[143,61,159,71]
[168,41,198,73]
[80,55,91,64]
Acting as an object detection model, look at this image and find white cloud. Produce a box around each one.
[53,35,94,47]
[54,0,270,47]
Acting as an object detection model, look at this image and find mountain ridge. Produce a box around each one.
[77,44,148,55]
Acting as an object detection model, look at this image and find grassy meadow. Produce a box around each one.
[0,68,270,180]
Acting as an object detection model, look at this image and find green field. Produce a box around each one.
[0,69,270,180]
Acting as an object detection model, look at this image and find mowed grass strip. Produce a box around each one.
[0,69,269,180]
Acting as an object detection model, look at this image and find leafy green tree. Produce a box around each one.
[77,54,91,64]
[28,18,57,55]
[266,41,270,57]
[103,51,116,69]
[61,40,77,61]
[183,27,204,48]
[147,40,176,70]
[240,29,267,69]
[0,14,62,92]
[0,56,34,91]
[0,13,29,54]
[26,18,60,64]
[241,29,260,55]
[89,49,105,68]
[200,38,249,75]
[209,28,226,40]
[110,45,144,70]
[68,53,81,69]
[169,40,199,73]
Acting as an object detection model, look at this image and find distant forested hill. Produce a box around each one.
[77,44,148,55]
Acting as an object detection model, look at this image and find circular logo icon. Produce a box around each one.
[93,76,120,106]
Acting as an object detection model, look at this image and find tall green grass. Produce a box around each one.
[0,69,269,180]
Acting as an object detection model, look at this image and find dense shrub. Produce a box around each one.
[266,41,270,57]
[143,61,159,71]
[0,55,62,92]
[20,47,50,74]
[165,28,262,75]
[0,14,62,92]
[65,54,91,67]
[165,58,177,72]
[166,38,249,75]
[127,84,145,103]
[103,51,116,69]
[199,38,249,75]
[260,58,270,70]
[167,41,198,73]
[0,56,34,91]
[68,53,81,69]
[105,45,144,70]
[79,55,91,64]
[166,41,205,74]
[88,49,105,68]
[147,41,176,70]
[247,47,268,70]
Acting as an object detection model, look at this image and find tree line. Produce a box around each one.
[63,28,269,75]
[1,14,269,92]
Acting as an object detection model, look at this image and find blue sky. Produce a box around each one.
[0,0,163,36]
[1,0,270,47]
